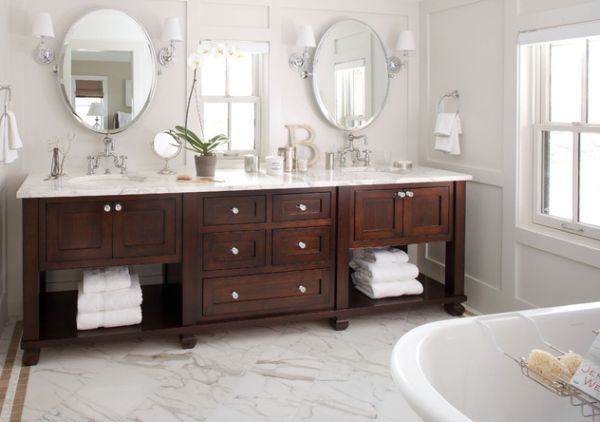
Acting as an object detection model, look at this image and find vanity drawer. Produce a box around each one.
[202,269,333,317]
[203,230,266,271]
[272,226,331,266]
[203,195,266,226]
[272,192,331,222]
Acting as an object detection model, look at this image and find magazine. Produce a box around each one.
[570,334,600,400]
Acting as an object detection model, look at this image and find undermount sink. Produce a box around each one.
[67,174,147,186]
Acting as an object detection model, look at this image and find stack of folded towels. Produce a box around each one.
[76,266,143,330]
[350,248,423,299]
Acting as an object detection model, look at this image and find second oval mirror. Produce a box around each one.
[58,9,157,134]
[312,20,390,131]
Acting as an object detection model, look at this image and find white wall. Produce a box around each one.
[3,0,420,317]
[418,0,600,313]
[0,0,9,326]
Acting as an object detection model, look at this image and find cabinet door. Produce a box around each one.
[403,186,450,237]
[45,200,113,263]
[113,197,179,259]
[354,189,403,241]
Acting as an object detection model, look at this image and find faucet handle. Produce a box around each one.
[119,155,128,174]
[87,156,96,175]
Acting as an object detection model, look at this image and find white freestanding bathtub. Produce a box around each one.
[391,302,600,422]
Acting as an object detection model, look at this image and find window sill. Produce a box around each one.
[515,222,600,270]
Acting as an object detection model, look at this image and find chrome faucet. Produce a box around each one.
[338,133,372,167]
[87,136,127,175]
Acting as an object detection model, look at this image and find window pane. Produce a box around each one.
[228,54,255,96]
[230,103,255,150]
[203,102,228,151]
[201,54,226,96]
[588,40,600,124]
[550,41,584,123]
[579,133,600,226]
[542,131,573,219]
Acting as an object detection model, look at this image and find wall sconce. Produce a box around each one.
[388,30,415,77]
[289,25,316,79]
[158,17,183,67]
[32,12,55,65]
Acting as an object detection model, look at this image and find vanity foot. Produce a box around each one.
[179,334,197,349]
[22,348,40,366]
[444,303,466,317]
[330,318,350,331]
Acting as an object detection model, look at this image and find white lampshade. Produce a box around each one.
[296,25,316,48]
[86,102,104,117]
[32,12,54,39]
[161,17,182,42]
[396,30,415,52]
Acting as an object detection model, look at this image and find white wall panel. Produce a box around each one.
[194,2,270,28]
[518,0,593,16]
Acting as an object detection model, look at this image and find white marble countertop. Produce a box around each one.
[16,166,472,199]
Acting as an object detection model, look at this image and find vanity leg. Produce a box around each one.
[329,318,349,331]
[444,303,466,317]
[22,348,40,366]
[179,334,197,349]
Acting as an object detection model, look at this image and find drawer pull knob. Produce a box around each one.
[296,203,308,212]
[231,291,240,300]
[103,204,111,212]
[396,191,406,198]
[297,241,306,249]
[230,246,239,255]
[406,191,414,198]
[298,285,307,294]
[230,207,240,215]
[115,203,122,212]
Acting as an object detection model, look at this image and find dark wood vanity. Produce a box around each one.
[20,181,466,365]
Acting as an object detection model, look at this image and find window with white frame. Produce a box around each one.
[199,41,268,156]
[522,25,600,240]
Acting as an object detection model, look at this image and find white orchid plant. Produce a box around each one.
[167,42,241,156]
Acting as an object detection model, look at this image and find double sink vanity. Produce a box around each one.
[18,168,470,365]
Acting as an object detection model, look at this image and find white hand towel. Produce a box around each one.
[83,266,131,294]
[0,114,18,164]
[6,111,23,149]
[76,306,142,330]
[78,274,142,313]
[351,248,409,265]
[352,274,423,299]
[350,261,419,283]
[434,113,462,155]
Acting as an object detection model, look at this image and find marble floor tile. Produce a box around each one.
[5,304,455,421]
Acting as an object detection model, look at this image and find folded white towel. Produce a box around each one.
[0,113,19,164]
[350,260,419,283]
[76,306,142,331]
[83,266,131,294]
[351,248,409,265]
[6,111,23,149]
[434,113,462,155]
[78,274,142,313]
[352,274,423,299]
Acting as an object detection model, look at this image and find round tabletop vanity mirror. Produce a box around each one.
[312,20,390,131]
[57,9,157,134]
[152,132,181,174]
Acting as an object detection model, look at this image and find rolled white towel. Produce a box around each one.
[351,248,409,265]
[350,261,419,283]
[76,306,142,330]
[78,274,142,313]
[83,266,131,294]
[352,274,423,299]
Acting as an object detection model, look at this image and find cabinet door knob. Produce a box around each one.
[297,241,306,249]
[406,191,414,198]
[230,207,240,215]
[230,246,239,255]
[114,203,122,212]
[396,192,406,198]
[231,291,240,300]
[298,285,307,294]
[103,204,111,212]
[296,203,308,211]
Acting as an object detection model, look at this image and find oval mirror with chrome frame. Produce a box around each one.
[312,20,390,131]
[152,132,181,175]
[57,9,157,134]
